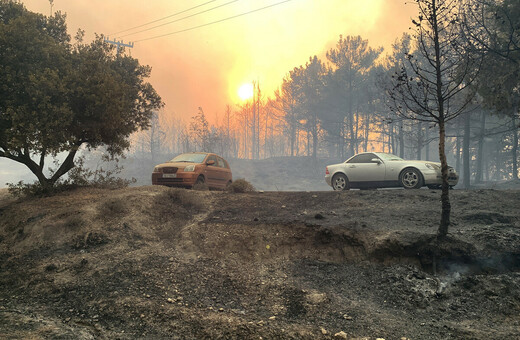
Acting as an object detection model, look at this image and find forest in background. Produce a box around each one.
[128,0,519,188]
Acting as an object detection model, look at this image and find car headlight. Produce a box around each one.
[425,163,440,170]
[183,165,195,172]
[154,167,161,172]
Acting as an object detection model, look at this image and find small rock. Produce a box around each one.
[320,327,328,335]
[334,331,348,339]
[168,257,174,262]
[343,314,352,320]
[312,194,318,198]
[314,213,325,220]
[167,298,174,303]
[219,308,224,312]
[281,205,286,208]
[257,320,264,326]
[269,316,276,320]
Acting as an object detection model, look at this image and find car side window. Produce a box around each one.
[217,157,226,168]
[347,153,377,163]
[206,155,217,165]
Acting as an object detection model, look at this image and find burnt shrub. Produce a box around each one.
[226,179,256,193]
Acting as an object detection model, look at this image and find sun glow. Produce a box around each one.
[237,83,254,101]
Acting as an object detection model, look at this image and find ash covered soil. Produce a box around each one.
[0,186,519,339]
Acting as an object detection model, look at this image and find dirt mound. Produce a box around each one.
[1,187,519,339]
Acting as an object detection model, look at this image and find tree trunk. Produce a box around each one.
[438,117,451,238]
[455,119,461,174]
[416,121,423,160]
[399,122,405,158]
[512,108,518,180]
[476,111,486,183]
[463,111,471,188]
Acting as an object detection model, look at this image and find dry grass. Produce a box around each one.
[226,178,256,193]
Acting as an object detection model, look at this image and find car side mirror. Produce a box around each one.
[371,158,381,164]
[206,160,215,166]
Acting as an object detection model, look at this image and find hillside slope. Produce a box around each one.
[0,186,519,339]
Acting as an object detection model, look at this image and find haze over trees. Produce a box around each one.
[136,0,518,189]
[0,0,162,189]
[1,0,518,191]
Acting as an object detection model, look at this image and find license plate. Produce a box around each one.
[163,174,177,178]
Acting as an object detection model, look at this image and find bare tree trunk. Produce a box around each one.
[438,116,451,238]
[416,121,423,160]
[399,122,405,158]
[512,113,518,180]
[476,110,486,183]
[455,118,461,174]
[463,112,471,188]
[425,125,430,161]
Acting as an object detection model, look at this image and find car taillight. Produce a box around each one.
[325,167,329,175]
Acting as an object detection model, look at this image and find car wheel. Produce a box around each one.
[332,173,349,191]
[400,168,423,189]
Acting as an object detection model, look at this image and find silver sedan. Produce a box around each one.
[325,152,459,190]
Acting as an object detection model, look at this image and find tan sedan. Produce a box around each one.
[152,152,232,189]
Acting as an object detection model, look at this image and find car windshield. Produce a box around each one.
[377,153,404,161]
[170,153,207,163]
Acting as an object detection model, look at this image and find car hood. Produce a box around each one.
[155,161,199,168]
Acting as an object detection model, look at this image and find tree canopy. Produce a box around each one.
[0,0,163,189]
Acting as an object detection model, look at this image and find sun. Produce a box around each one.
[238,83,254,101]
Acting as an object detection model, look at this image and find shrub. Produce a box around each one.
[164,188,204,211]
[7,155,135,198]
[226,178,256,193]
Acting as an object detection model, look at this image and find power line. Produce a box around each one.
[109,0,217,37]
[135,0,293,43]
[118,0,241,39]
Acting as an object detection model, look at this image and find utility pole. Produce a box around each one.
[104,37,134,55]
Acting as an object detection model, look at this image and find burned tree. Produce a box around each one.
[388,0,482,238]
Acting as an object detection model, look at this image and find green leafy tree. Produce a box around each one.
[0,1,162,190]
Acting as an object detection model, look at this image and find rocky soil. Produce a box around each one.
[0,186,519,339]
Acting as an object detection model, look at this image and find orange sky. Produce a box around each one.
[21,0,417,124]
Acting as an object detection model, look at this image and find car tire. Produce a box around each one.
[332,173,349,191]
[400,168,423,189]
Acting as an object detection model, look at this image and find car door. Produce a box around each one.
[216,157,232,188]
[345,153,386,183]
[204,154,219,187]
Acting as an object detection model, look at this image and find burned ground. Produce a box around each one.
[0,186,519,339]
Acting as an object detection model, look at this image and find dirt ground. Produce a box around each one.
[0,185,519,339]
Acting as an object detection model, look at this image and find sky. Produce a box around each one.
[1,0,418,186]
[20,0,417,125]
